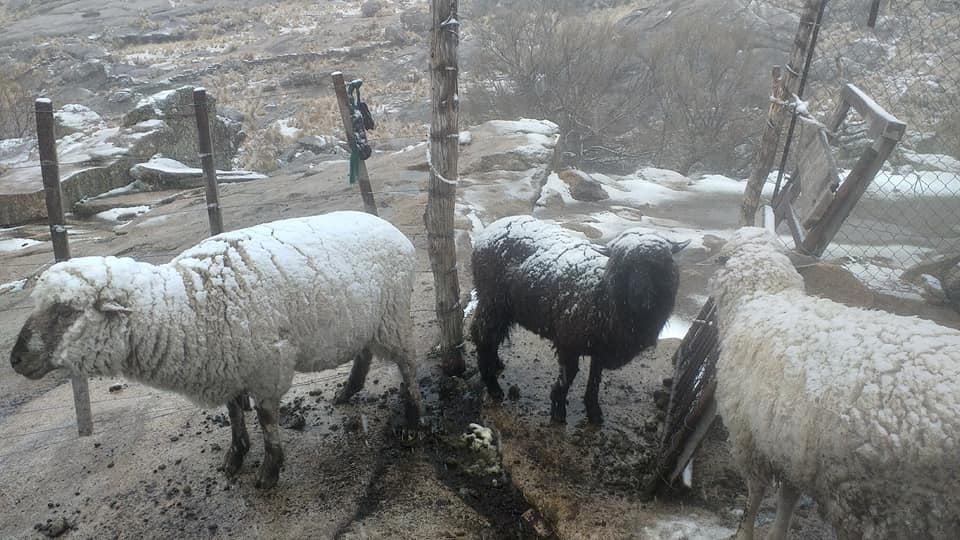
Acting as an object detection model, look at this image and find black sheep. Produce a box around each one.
[470,215,686,424]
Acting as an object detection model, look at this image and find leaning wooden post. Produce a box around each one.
[35,98,94,437]
[425,0,465,376]
[193,88,224,235]
[332,72,379,215]
[739,0,825,225]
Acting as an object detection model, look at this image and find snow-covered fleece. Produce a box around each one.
[709,227,960,539]
[21,211,420,409]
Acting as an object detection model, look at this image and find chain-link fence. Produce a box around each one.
[788,0,960,292]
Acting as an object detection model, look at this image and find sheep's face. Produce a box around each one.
[708,227,804,309]
[10,301,132,379]
[10,303,82,379]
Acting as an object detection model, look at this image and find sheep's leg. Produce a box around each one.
[394,348,425,426]
[734,473,767,540]
[333,348,373,404]
[222,395,251,476]
[379,332,424,426]
[472,305,509,401]
[584,357,604,425]
[767,480,800,540]
[549,351,580,424]
[253,397,285,489]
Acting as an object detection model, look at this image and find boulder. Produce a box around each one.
[130,156,266,189]
[122,87,245,170]
[558,168,608,202]
[55,104,105,136]
[361,0,383,17]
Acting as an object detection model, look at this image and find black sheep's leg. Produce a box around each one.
[254,396,285,489]
[472,304,509,401]
[222,395,251,475]
[585,357,604,425]
[333,348,373,404]
[549,350,580,424]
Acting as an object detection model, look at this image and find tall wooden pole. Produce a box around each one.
[332,72,379,215]
[35,98,94,437]
[425,0,465,376]
[193,88,224,235]
[739,0,825,225]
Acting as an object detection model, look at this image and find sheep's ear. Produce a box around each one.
[97,301,132,314]
[786,250,819,269]
[669,239,691,254]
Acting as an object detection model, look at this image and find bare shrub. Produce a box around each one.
[0,65,33,140]
[646,14,764,175]
[465,5,654,171]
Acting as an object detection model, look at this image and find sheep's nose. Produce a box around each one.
[10,350,23,367]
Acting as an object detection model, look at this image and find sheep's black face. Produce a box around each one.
[10,304,81,380]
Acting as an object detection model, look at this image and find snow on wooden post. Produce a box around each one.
[331,72,379,216]
[35,97,94,437]
[739,0,825,226]
[425,0,465,376]
[193,88,224,236]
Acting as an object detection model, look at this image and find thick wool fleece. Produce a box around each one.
[709,227,960,538]
[472,215,680,367]
[32,211,416,407]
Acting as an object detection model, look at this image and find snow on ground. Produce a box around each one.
[0,238,42,252]
[867,169,960,198]
[136,214,171,228]
[86,182,140,201]
[660,316,692,340]
[55,104,105,133]
[638,514,735,540]
[484,119,559,137]
[536,172,576,207]
[0,278,27,295]
[275,118,302,140]
[95,206,151,222]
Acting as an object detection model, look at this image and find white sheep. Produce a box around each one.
[709,227,960,539]
[10,211,423,489]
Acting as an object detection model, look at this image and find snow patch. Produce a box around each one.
[0,238,43,252]
[660,316,692,340]
[95,206,150,222]
[0,279,27,295]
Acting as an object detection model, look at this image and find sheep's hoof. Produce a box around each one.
[403,399,424,427]
[332,387,355,405]
[486,384,505,402]
[549,402,567,424]
[222,438,250,476]
[254,449,284,489]
[586,407,604,426]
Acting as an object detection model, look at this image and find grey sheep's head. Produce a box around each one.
[10,300,131,379]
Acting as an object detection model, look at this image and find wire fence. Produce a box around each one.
[792,0,960,290]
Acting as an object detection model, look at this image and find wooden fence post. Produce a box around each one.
[332,72,379,215]
[193,88,224,236]
[35,98,94,437]
[739,0,825,225]
[425,0,465,376]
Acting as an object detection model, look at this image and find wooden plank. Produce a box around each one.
[668,392,717,485]
[802,137,899,255]
[794,127,841,228]
[332,72,379,216]
[842,84,907,141]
